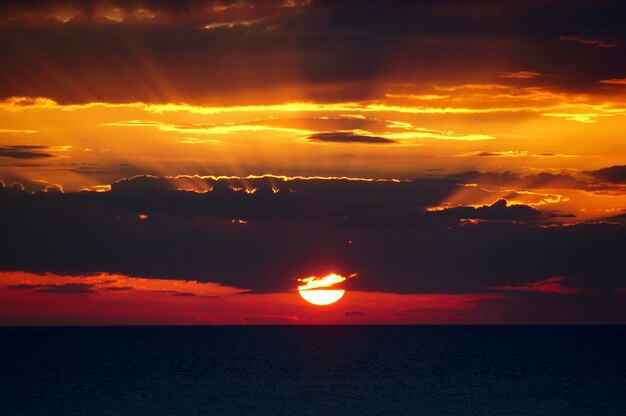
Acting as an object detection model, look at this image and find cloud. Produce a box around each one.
[239,116,390,136]
[1,174,624,296]
[589,165,626,184]
[445,170,597,191]
[461,151,576,158]
[37,283,96,294]
[43,184,64,193]
[559,35,621,48]
[541,112,612,124]
[428,199,542,221]
[1,270,242,297]
[598,78,626,85]
[490,276,580,295]
[102,286,134,291]
[0,145,56,159]
[345,311,365,316]
[499,71,541,79]
[202,18,265,31]
[7,282,96,294]
[1,1,626,104]
[106,120,310,137]
[308,131,395,144]
[7,284,41,290]
[0,128,37,133]
[0,0,312,22]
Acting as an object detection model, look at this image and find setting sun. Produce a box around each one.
[297,273,348,306]
[298,289,345,306]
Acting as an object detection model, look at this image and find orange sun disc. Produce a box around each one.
[298,289,345,306]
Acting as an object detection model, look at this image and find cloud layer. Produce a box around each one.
[1,0,626,104]
[1,175,624,296]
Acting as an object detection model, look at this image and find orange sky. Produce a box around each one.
[2,82,626,220]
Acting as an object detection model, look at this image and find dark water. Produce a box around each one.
[1,326,625,415]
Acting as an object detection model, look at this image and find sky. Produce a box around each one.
[1,0,626,325]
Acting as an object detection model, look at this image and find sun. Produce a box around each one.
[299,289,345,306]
[297,273,348,306]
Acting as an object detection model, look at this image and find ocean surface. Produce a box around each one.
[1,326,625,415]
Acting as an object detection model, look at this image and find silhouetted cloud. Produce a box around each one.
[0,145,56,159]
[559,35,621,48]
[7,284,41,290]
[499,71,541,79]
[1,174,624,296]
[308,131,395,144]
[102,286,134,291]
[589,165,626,184]
[445,170,604,191]
[490,276,580,294]
[40,283,96,294]
[431,199,542,221]
[608,212,626,224]
[1,1,625,103]
[8,282,96,294]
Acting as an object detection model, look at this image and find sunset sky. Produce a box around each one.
[1,0,625,324]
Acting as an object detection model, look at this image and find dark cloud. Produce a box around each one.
[608,212,626,224]
[0,174,624,297]
[43,184,63,193]
[431,199,542,221]
[7,282,96,294]
[7,283,41,289]
[589,165,626,184]
[37,283,96,294]
[489,276,580,295]
[102,286,134,291]
[445,170,616,192]
[1,1,625,103]
[308,131,395,144]
[559,35,621,49]
[103,175,457,220]
[476,152,506,157]
[345,311,365,316]
[0,145,56,159]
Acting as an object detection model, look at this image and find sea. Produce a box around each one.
[1,326,625,415]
